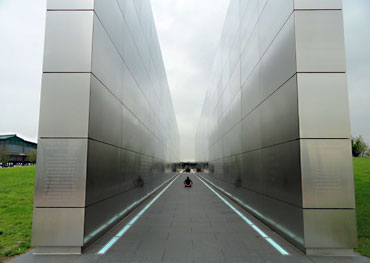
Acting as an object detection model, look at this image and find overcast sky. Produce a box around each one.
[343,0,370,148]
[0,0,369,161]
[151,0,229,161]
[0,1,45,143]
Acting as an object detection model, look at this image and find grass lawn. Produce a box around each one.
[0,166,35,262]
[0,159,369,261]
[353,157,370,258]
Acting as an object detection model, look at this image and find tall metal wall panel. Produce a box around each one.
[195,0,357,255]
[33,0,180,253]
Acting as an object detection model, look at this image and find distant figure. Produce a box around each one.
[136,176,144,187]
[184,176,193,187]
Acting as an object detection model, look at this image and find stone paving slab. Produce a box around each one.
[11,173,369,263]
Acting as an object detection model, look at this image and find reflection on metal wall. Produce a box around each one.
[32,0,180,254]
[195,0,357,256]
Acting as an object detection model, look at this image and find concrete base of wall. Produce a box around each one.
[305,248,354,257]
[33,246,81,255]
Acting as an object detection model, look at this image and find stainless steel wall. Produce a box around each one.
[195,0,357,256]
[32,0,180,253]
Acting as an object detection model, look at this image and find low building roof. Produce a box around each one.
[0,134,37,146]
[0,134,17,140]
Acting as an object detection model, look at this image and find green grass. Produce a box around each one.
[0,160,369,261]
[353,157,370,258]
[0,166,35,262]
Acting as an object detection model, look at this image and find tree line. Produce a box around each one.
[0,136,368,167]
[352,135,370,157]
[0,149,37,166]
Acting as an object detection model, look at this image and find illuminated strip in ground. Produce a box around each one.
[196,175,289,256]
[198,175,297,241]
[85,176,176,244]
[97,175,180,255]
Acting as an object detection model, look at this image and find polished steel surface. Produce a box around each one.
[91,13,124,102]
[300,139,355,208]
[85,139,121,206]
[298,73,351,138]
[241,26,259,87]
[294,0,343,10]
[259,14,296,101]
[261,140,302,206]
[38,73,91,138]
[88,75,122,146]
[32,208,85,247]
[295,10,346,72]
[33,0,179,253]
[262,195,305,248]
[258,0,293,56]
[241,64,261,118]
[195,0,356,255]
[43,11,94,72]
[240,150,263,193]
[17,173,370,262]
[241,107,261,152]
[94,0,126,59]
[34,139,88,207]
[303,209,358,248]
[260,75,299,147]
[35,0,356,256]
[200,172,305,249]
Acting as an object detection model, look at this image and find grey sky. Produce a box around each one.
[151,0,229,161]
[0,1,45,143]
[0,0,369,161]
[343,0,370,145]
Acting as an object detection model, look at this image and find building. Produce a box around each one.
[30,0,356,257]
[32,0,180,254]
[195,0,357,256]
[0,134,37,164]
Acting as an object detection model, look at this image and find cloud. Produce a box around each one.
[0,0,46,143]
[343,0,370,144]
[151,0,229,161]
[0,0,369,159]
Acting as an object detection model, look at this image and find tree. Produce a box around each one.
[27,150,37,163]
[352,136,368,157]
[0,150,10,166]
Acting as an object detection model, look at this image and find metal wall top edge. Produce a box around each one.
[47,0,95,10]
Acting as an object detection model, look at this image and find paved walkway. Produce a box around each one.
[12,173,369,263]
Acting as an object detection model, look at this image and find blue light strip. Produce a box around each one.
[97,237,120,255]
[97,175,180,255]
[266,238,289,255]
[198,176,297,241]
[84,176,176,244]
[196,175,289,256]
